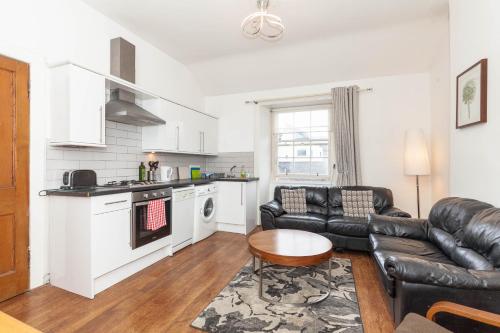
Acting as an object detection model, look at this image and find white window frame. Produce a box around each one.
[271,104,335,182]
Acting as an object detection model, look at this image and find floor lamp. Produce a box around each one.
[404,129,430,218]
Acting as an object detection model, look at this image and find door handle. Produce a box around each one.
[176,126,180,150]
[100,105,104,144]
[104,199,127,205]
[240,183,243,206]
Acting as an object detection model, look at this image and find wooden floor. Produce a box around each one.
[0,232,394,333]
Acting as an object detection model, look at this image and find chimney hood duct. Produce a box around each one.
[106,37,165,126]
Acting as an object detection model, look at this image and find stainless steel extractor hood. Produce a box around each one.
[106,37,165,126]
[106,89,165,126]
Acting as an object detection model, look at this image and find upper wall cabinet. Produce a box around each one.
[142,100,218,156]
[50,64,106,147]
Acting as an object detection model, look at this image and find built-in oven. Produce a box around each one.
[131,187,172,249]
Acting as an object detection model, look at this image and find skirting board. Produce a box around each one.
[94,245,172,295]
[173,238,192,253]
[217,223,246,235]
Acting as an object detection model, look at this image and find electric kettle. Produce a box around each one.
[160,166,173,181]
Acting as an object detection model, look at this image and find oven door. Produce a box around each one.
[131,197,172,249]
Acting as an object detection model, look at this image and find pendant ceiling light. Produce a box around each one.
[241,0,285,41]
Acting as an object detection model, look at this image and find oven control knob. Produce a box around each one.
[143,194,149,199]
[152,192,158,197]
[160,192,166,196]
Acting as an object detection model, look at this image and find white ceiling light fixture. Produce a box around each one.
[241,0,285,41]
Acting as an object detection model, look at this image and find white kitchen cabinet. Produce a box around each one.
[50,64,106,147]
[142,99,180,152]
[49,192,172,299]
[216,181,257,235]
[201,116,218,155]
[142,99,218,155]
[92,208,132,277]
[178,106,203,153]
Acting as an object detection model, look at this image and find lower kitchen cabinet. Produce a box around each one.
[49,193,172,299]
[215,181,257,235]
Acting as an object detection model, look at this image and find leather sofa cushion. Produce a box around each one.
[428,227,493,270]
[463,208,500,268]
[327,216,369,237]
[274,186,328,215]
[275,213,327,233]
[372,249,455,297]
[428,197,493,245]
[369,234,453,263]
[328,186,394,215]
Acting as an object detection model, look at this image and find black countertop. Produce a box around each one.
[45,177,259,197]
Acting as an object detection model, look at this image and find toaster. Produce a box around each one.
[61,170,97,189]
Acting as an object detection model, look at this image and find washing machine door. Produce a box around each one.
[201,196,215,221]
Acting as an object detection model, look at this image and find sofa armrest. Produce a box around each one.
[384,256,500,290]
[368,214,428,240]
[380,206,411,218]
[260,200,285,217]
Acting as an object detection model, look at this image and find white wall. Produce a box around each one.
[190,17,448,96]
[429,16,451,204]
[448,0,500,206]
[205,73,433,217]
[0,0,204,288]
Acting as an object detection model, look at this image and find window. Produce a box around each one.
[272,106,332,180]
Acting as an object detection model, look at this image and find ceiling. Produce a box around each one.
[82,0,448,65]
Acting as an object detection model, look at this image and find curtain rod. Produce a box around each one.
[244,88,373,105]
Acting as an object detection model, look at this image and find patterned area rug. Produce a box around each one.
[192,258,363,333]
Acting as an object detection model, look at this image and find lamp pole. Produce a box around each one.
[416,175,421,219]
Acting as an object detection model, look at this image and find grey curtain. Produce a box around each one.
[331,86,362,186]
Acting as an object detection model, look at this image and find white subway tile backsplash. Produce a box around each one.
[116,123,138,132]
[45,121,249,188]
[107,128,129,138]
[116,168,137,177]
[46,159,79,170]
[92,152,116,161]
[116,137,138,147]
[63,150,94,161]
[107,145,128,153]
[80,160,106,169]
[116,153,137,161]
[105,160,128,169]
[105,136,117,145]
[127,131,140,140]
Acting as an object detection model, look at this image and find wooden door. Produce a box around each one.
[0,55,29,302]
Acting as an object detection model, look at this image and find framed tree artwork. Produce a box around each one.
[456,58,488,128]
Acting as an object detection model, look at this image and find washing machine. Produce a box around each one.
[192,183,217,243]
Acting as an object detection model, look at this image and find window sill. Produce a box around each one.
[274,178,333,186]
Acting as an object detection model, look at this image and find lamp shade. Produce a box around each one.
[404,129,430,176]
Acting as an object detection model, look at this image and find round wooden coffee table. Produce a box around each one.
[248,229,333,305]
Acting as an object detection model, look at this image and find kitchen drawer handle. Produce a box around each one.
[104,200,128,205]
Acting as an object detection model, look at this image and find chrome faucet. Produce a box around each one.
[229,165,237,177]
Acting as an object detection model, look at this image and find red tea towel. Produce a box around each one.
[146,199,167,231]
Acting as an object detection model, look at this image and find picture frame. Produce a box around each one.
[456,58,488,128]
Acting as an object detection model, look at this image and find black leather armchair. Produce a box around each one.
[260,185,411,251]
[368,197,500,332]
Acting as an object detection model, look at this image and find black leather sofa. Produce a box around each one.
[260,185,410,251]
[369,197,500,333]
